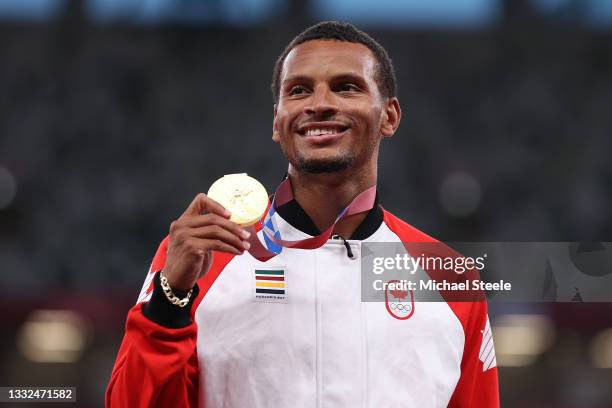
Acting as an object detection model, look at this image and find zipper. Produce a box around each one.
[331,234,355,259]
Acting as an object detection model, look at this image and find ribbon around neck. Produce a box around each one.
[246,178,377,261]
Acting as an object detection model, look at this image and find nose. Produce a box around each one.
[304,85,338,117]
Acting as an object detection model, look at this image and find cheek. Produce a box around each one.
[274,110,295,137]
[348,99,379,120]
[274,115,293,148]
[351,104,382,134]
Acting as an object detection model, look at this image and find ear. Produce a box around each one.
[380,97,401,138]
[272,104,280,143]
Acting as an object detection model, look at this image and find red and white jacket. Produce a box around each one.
[106,198,499,407]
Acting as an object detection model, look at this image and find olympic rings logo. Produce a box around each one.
[384,280,415,320]
[389,303,412,312]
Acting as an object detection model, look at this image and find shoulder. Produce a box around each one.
[381,207,488,332]
[381,207,438,243]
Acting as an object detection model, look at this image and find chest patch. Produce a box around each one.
[385,280,415,320]
[253,266,287,303]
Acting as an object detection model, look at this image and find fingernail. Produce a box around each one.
[241,230,251,239]
[224,210,232,217]
[243,241,251,250]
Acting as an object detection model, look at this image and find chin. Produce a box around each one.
[296,155,353,174]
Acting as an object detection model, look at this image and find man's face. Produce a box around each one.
[273,40,399,174]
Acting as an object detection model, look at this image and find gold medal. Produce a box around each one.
[207,173,268,227]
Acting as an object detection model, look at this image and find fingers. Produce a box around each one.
[189,225,251,253]
[187,236,246,256]
[183,193,231,218]
[179,213,250,240]
[172,194,252,257]
[169,213,251,255]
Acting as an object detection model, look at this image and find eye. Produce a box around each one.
[288,85,308,96]
[338,83,360,93]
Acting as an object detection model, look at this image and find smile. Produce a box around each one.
[297,121,349,136]
[305,128,341,136]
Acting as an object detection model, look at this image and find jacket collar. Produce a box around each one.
[274,190,383,241]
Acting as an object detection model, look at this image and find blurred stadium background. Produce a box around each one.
[1,0,611,406]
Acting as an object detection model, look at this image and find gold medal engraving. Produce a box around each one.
[207,173,268,226]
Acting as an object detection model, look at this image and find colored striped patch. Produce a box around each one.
[254,267,286,303]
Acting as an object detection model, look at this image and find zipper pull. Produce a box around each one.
[332,234,355,259]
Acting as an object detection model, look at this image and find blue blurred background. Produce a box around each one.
[1,0,611,406]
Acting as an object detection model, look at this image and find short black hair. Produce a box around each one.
[271,21,397,104]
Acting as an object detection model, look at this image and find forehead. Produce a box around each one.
[281,39,377,83]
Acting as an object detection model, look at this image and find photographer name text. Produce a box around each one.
[373,279,511,292]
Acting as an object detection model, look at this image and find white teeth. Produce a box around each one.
[305,128,339,136]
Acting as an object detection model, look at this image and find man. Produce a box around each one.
[106,21,499,407]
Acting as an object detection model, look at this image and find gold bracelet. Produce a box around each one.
[159,272,193,308]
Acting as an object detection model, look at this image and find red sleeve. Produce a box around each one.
[106,237,236,408]
[447,301,500,408]
[105,238,200,408]
[105,304,200,408]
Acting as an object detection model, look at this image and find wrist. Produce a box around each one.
[162,268,196,292]
[141,271,200,328]
[159,271,194,307]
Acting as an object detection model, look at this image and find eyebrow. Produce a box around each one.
[281,75,311,85]
[282,72,368,86]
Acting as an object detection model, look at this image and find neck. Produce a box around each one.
[287,164,376,239]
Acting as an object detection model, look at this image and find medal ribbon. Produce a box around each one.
[246,178,377,261]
